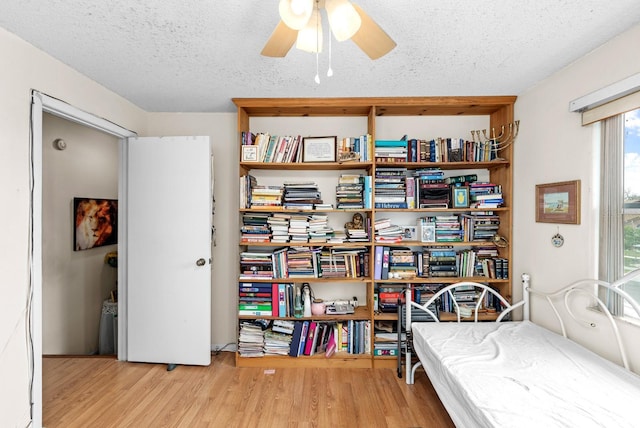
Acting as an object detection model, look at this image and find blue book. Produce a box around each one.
[289,321,304,357]
[375,140,407,147]
[278,283,287,317]
[297,321,310,357]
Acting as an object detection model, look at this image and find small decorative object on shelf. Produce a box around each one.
[470,120,520,158]
[294,286,304,319]
[345,212,364,230]
[302,283,312,317]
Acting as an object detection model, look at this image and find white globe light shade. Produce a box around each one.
[325,0,361,41]
[279,0,314,30]
[296,8,323,53]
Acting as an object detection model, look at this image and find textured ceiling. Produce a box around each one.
[1,1,639,113]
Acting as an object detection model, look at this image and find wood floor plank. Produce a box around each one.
[43,352,455,428]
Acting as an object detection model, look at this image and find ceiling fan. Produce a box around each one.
[261,0,396,60]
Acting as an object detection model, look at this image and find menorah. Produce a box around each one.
[470,120,520,158]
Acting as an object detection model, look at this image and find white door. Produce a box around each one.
[127,136,211,366]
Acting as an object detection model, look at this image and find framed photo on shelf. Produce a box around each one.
[451,186,470,208]
[241,145,258,162]
[536,180,581,224]
[419,221,436,243]
[302,136,337,162]
[401,225,418,240]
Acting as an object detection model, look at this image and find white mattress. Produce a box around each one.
[411,321,640,428]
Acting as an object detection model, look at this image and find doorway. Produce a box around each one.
[42,113,119,356]
[31,91,137,427]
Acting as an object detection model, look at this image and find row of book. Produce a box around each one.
[238,319,372,358]
[372,245,508,280]
[241,132,374,163]
[375,137,501,164]
[240,247,371,280]
[373,167,503,209]
[240,173,502,211]
[241,211,372,244]
[240,175,374,210]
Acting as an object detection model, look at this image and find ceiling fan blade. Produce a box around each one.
[261,20,298,57]
[350,3,397,60]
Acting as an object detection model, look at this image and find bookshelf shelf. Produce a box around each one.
[233,96,515,369]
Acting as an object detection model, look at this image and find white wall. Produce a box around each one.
[42,113,119,354]
[514,23,640,372]
[0,27,146,427]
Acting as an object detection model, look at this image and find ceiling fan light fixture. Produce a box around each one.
[325,0,361,41]
[279,0,314,30]
[296,8,323,53]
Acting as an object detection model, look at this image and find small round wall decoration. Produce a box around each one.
[551,232,564,248]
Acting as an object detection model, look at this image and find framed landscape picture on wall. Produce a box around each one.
[535,180,581,224]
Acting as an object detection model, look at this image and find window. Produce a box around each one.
[601,108,640,319]
[623,108,640,316]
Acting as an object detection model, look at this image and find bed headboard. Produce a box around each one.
[404,269,640,370]
[404,281,526,326]
[524,268,640,370]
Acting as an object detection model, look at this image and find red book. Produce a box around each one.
[303,321,318,355]
[272,283,278,316]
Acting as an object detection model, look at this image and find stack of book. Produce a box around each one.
[239,250,274,280]
[461,212,500,241]
[374,139,408,163]
[238,322,265,357]
[469,182,503,208]
[374,168,407,208]
[388,248,417,279]
[264,321,295,356]
[288,214,311,243]
[373,218,404,243]
[238,282,273,316]
[427,247,458,278]
[286,247,320,278]
[267,213,291,243]
[240,212,271,243]
[250,185,283,208]
[335,174,365,209]
[307,214,332,243]
[434,214,463,242]
[283,181,322,209]
[376,285,404,313]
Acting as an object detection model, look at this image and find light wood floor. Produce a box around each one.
[43,352,455,428]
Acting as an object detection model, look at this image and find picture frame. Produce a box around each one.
[401,225,418,240]
[535,180,581,224]
[302,136,337,162]
[419,220,436,243]
[74,197,118,251]
[451,186,470,208]
[241,145,259,162]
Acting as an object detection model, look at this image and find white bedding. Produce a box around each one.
[411,321,640,428]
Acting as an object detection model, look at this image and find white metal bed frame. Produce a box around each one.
[403,268,640,384]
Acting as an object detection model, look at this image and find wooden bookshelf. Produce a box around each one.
[233,96,515,368]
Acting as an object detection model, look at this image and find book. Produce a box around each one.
[278,283,287,317]
[374,245,384,280]
[297,321,310,357]
[289,321,304,357]
[304,321,318,355]
[381,246,390,280]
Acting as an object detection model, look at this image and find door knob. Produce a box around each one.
[196,258,206,266]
